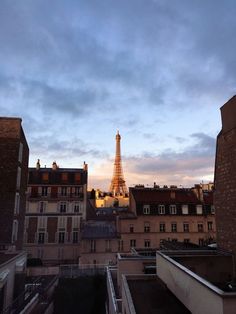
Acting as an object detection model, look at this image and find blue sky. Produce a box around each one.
[1,0,235,190]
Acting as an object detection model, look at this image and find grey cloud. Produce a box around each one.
[1,0,235,118]
[29,135,108,161]
[125,132,215,176]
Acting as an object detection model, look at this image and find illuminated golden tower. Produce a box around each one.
[109,131,128,196]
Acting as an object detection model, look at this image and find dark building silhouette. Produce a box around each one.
[0,117,29,250]
[214,96,236,266]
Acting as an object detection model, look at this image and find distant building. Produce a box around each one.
[0,117,28,312]
[24,161,88,265]
[118,184,216,251]
[80,219,119,265]
[95,189,129,208]
[106,96,236,314]
[80,183,215,265]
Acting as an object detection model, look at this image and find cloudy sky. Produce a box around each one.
[1,0,235,190]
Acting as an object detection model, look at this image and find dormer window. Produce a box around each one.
[143,205,150,215]
[196,205,203,215]
[170,205,177,214]
[182,205,188,215]
[61,172,68,182]
[158,205,165,214]
[42,172,49,182]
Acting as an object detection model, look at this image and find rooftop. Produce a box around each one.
[126,275,190,314]
[130,186,213,204]
[81,221,118,239]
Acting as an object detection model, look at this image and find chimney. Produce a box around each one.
[83,161,88,171]
[193,184,203,202]
[36,159,40,170]
[52,161,58,170]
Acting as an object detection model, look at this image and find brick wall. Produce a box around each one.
[214,96,236,259]
[0,118,29,250]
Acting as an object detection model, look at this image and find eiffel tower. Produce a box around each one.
[109,131,128,196]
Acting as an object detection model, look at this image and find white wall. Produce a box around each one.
[156,252,236,314]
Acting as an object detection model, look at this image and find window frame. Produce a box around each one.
[170,204,177,215]
[143,205,150,215]
[158,205,165,215]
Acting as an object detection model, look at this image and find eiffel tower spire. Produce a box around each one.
[109,131,128,196]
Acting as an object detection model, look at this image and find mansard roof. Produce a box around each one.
[28,167,87,185]
[130,187,213,205]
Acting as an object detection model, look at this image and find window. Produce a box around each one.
[196,205,203,215]
[38,232,45,244]
[90,240,96,252]
[72,216,80,229]
[105,240,111,252]
[171,223,177,232]
[182,205,188,215]
[144,240,150,248]
[143,205,150,215]
[184,238,190,244]
[42,187,48,196]
[38,217,47,229]
[61,173,68,182]
[159,223,165,232]
[183,223,189,232]
[118,240,124,252]
[42,172,49,182]
[158,205,165,214]
[59,202,67,213]
[58,216,67,229]
[74,202,80,213]
[129,224,134,233]
[14,193,20,214]
[144,222,150,233]
[38,201,46,213]
[208,221,213,231]
[18,142,23,162]
[130,239,136,247]
[61,187,67,196]
[73,231,78,243]
[198,223,204,232]
[16,167,21,189]
[172,238,177,242]
[170,205,177,214]
[75,173,81,183]
[74,187,81,196]
[12,220,18,242]
[58,232,65,243]
[211,206,215,214]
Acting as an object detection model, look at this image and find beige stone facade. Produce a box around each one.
[24,162,87,265]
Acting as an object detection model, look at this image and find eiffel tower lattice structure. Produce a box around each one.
[109,131,128,196]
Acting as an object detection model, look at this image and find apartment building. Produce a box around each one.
[118,184,215,251]
[0,117,29,250]
[0,117,29,312]
[24,161,88,265]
